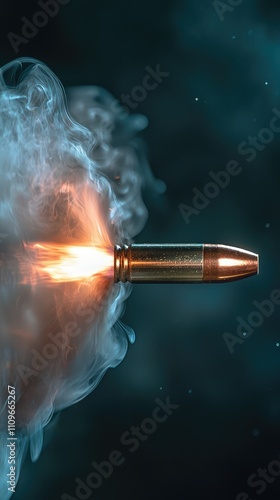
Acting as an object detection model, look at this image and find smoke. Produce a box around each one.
[0,58,159,498]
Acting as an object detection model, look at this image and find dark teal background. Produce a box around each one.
[1,1,280,499]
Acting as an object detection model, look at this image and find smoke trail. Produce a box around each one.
[0,58,158,498]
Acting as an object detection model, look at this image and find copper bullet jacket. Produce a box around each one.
[114,244,259,284]
[203,244,259,282]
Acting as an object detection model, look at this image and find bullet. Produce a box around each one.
[114,244,259,284]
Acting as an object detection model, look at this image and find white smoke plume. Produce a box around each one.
[0,58,160,499]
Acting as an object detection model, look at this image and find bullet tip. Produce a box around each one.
[203,245,259,283]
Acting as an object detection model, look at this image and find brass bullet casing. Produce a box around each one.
[114,244,259,284]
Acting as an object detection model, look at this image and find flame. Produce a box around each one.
[24,243,114,283]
